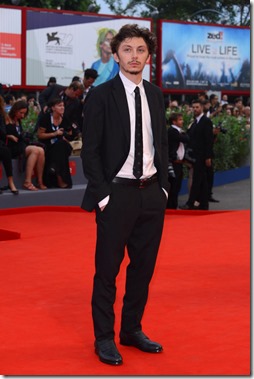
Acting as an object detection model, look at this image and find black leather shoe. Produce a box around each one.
[208,197,220,203]
[95,339,123,365]
[120,331,163,353]
[179,204,195,210]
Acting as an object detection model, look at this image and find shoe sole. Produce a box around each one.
[95,349,123,365]
[120,340,163,353]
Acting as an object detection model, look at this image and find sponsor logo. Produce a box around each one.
[207,31,223,41]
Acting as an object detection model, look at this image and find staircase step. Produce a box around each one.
[0,184,86,209]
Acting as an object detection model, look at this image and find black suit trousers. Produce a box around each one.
[167,163,183,209]
[187,159,209,209]
[92,181,167,341]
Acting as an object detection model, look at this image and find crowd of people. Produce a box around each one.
[0,68,98,194]
[165,92,250,210]
[0,72,250,202]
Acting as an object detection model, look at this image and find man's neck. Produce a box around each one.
[120,69,142,85]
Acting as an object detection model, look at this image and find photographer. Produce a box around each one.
[167,112,189,209]
[208,94,222,118]
[37,98,73,189]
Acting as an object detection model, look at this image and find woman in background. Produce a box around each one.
[5,100,46,191]
[37,98,73,188]
[0,95,19,194]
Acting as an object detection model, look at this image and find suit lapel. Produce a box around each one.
[111,75,130,141]
[143,81,158,142]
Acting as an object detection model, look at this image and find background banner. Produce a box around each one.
[26,10,151,86]
[160,21,250,92]
[0,8,22,86]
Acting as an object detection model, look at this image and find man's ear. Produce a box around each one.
[113,53,119,63]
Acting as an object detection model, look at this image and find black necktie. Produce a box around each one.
[133,86,143,179]
[192,118,198,127]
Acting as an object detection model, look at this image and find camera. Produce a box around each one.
[215,121,227,134]
[168,162,175,179]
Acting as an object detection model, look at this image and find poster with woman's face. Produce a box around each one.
[25,10,152,86]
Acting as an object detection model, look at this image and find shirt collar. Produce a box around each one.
[171,124,182,132]
[119,71,143,95]
[196,113,204,123]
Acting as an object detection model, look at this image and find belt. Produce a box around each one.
[173,160,183,164]
[112,174,158,189]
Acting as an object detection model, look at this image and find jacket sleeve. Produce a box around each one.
[204,118,214,159]
[80,89,111,204]
[39,86,54,109]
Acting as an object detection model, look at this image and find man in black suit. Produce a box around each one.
[37,81,84,136]
[82,68,98,101]
[167,112,189,209]
[81,24,169,365]
[180,99,214,210]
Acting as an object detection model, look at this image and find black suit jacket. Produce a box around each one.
[167,126,189,162]
[80,74,169,211]
[187,115,214,161]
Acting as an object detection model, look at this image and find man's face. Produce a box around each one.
[84,77,96,88]
[211,96,218,104]
[175,116,184,128]
[192,102,203,117]
[113,37,150,76]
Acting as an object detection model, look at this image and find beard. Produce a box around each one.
[122,65,143,76]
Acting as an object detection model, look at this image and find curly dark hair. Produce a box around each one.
[110,24,157,55]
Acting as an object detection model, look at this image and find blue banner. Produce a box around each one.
[161,22,250,92]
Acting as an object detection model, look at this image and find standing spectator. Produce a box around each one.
[47,76,57,86]
[167,112,189,209]
[209,94,222,118]
[202,99,212,117]
[81,24,169,365]
[37,98,73,189]
[234,97,245,117]
[38,81,84,137]
[27,94,41,114]
[82,68,98,101]
[198,91,208,102]
[180,99,214,210]
[220,94,228,105]
[5,100,46,191]
[243,106,250,129]
[39,80,84,115]
[71,76,82,82]
[4,94,15,113]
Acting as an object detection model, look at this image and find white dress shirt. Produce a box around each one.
[116,71,156,179]
[171,124,185,160]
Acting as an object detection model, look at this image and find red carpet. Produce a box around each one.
[0,207,250,375]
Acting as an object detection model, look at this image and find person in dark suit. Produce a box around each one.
[82,68,98,101]
[81,24,169,366]
[36,81,84,136]
[180,99,214,210]
[167,112,189,209]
